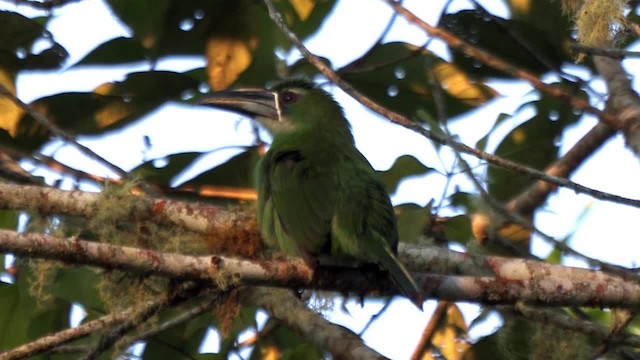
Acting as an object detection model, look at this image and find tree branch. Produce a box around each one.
[260,0,640,209]
[382,0,620,129]
[0,85,128,179]
[239,287,386,360]
[0,285,212,360]
[0,229,313,286]
[593,56,640,155]
[2,229,640,307]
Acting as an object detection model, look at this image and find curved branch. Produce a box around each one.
[260,0,640,208]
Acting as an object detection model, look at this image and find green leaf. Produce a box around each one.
[0,210,18,230]
[273,0,338,46]
[443,215,473,245]
[0,263,71,351]
[487,86,584,201]
[10,71,199,151]
[395,203,432,244]
[73,37,148,66]
[133,152,204,185]
[341,42,497,122]
[219,306,259,356]
[0,282,29,349]
[0,11,68,71]
[106,0,172,50]
[440,10,567,78]
[51,267,106,313]
[377,154,432,194]
[142,311,211,360]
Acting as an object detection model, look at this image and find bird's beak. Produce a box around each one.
[199,88,278,120]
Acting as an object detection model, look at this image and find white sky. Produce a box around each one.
[3,0,640,358]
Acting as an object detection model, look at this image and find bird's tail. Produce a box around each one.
[371,238,424,308]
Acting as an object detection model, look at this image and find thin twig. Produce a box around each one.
[240,287,386,360]
[383,0,620,129]
[570,44,640,59]
[0,85,128,179]
[261,0,640,209]
[410,301,449,360]
[80,289,218,360]
[0,286,209,360]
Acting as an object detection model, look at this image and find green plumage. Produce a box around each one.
[201,80,423,303]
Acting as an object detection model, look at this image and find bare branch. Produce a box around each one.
[0,229,313,286]
[512,304,640,348]
[571,44,640,59]
[506,122,615,215]
[2,229,640,307]
[593,56,640,155]
[240,287,386,360]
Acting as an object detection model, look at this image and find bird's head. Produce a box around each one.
[199,79,349,136]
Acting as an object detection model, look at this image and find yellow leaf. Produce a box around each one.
[206,37,257,91]
[94,102,135,129]
[509,0,531,13]
[289,0,315,21]
[432,63,497,106]
[429,304,472,360]
[0,69,24,137]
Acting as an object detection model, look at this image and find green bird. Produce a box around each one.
[201,79,423,304]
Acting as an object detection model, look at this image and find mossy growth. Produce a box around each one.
[564,0,628,61]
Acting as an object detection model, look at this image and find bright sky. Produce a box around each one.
[3,0,640,358]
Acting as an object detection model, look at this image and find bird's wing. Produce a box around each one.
[331,160,423,302]
[258,148,336,256]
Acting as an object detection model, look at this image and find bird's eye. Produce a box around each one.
[279,90,299,105]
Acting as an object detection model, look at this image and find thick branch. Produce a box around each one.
[240,287,386,360]
[3,230,640,308]
[0,183,225,235]
[0,229,313,286]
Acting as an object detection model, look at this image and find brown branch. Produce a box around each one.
[571,44,640,59]
[410,301,449,360]
[0,229,313,286]
[506,122,615,215]
[3,229,640,307]
[383,0,620,129]
[0,183,227,235]
[399,243,634,284]
[80,290,218,360]
[260,0,640,208]
[0,182,635,284]
[512,304,640,348]
[593,56,640,155]
[239,287,386,360]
